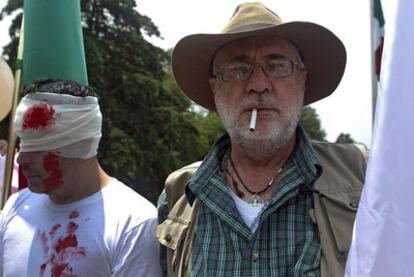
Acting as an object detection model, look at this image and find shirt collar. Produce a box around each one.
[290,124,322,186]
[186,124,322,204]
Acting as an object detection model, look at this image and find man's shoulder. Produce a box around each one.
[165,161,202,188]
[0,188,43,221]
[310,141,367,192]
[103,178,157,220]
[311,141,368,172]
[4,188,39,208]
[311,140,368,160]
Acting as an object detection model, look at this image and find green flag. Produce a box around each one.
[23,0,88,86]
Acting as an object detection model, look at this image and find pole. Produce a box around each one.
[370,0,378,127]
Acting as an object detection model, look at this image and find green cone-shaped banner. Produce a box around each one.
[23,0,88,86]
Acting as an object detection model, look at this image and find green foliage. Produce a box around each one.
[300,106,327,141]
[192,111,226,157]
[335,133,355,144]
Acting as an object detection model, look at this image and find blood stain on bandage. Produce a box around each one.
[43,152,64,192]
[22,102,55,131]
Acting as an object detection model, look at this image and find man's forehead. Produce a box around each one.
[214,35,300,63]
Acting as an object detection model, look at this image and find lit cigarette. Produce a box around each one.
[249,108,257,131]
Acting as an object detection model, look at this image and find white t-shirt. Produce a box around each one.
[229,189,265,233]
[0,178,162,277]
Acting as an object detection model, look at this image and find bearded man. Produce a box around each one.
[157,2,367,277]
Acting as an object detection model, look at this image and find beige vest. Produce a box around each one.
[157,142,367,277]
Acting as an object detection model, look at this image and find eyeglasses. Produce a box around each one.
[214,56,305,83]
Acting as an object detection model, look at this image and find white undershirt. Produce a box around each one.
[229,189,265,233]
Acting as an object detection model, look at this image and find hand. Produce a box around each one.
[0,139,7,156]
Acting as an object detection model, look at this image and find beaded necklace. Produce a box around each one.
[227,156,283,207]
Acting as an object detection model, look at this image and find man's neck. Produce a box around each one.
[229,134,296,192]
[49,158,111,204]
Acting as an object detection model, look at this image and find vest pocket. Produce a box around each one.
[318,188,361,257]
[156,216,189,271]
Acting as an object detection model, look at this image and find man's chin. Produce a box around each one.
[28,185,46,194]
[233,127,292,151]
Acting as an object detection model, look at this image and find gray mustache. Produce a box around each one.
[240,97,280,112]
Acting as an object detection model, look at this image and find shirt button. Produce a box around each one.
[165,233,173,242]
[251,252,259,262]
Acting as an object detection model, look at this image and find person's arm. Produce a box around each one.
[111,217,162,277]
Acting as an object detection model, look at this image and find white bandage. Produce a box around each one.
[249,108,257,131]
[14,92,102,159]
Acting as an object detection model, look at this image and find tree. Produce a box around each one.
[0,0,202,203]
[300,106,327,141]
[192,110,226,156]
[335,133,355,143]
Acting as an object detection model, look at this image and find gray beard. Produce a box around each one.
[215,93,303,154]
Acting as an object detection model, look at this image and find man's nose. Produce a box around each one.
[17,152,32,166]
[246,66,272,94]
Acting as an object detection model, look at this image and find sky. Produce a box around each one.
[0,0,373,146]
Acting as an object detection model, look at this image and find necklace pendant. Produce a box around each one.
[247,194,264,207]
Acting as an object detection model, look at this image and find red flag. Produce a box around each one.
[374,0,385,78]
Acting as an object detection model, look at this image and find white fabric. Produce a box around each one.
[0,155,4,195]
[345,0,414,276]
[229,189,264,233]
[0,154,20,200]
[15,92,102,158]
[0,178,162,277]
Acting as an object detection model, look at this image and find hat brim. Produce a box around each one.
[172,22,346,110]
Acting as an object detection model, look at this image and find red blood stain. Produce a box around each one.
[73,247,86,258]
[69,210,79,219]
[42,152,64,192]
[67,221,79,234]
[22,102,55,131]
[40,263,46,276]
[49,224,61,237]
[54,234,78,254]
[51,263,71,277]
[39,217,86,276]
[40,231,49,255]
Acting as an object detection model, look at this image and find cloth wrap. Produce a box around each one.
[14,92,102,159]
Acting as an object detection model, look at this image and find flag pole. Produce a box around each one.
[1,16,24,209]
[370,0,377,128]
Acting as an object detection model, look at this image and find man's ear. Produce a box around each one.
[300,70,307,91]
[209,78,217,96]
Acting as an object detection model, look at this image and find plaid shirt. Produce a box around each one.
[186,126,322,276]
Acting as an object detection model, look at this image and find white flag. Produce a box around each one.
[346,0,414,276]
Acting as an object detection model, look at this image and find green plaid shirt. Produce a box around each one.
[186,127,322,276]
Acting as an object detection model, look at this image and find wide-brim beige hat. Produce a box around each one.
[172,2,346,110]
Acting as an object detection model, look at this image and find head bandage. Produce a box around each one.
[14,92,102,159]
